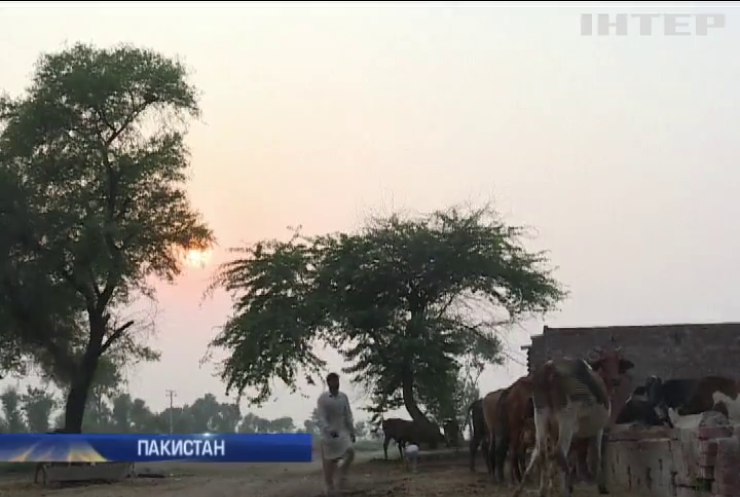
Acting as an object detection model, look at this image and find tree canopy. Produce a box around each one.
[0,43,212,432]
[209,205,566,426]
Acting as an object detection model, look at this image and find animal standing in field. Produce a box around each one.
[645,375,740,427]
[380,418,445,461]
[487,380,533,483]
[496,379,582,486]
[467,398,490,473]
[513,347,634,497]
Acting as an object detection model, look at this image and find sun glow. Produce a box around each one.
[183,247,213,268]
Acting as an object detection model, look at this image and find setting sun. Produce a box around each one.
[183,248,213,269]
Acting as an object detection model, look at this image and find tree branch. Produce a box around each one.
[100,320,135,355]
[94,93,153,148]
[59,268,96,315]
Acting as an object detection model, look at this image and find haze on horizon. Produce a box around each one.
[1,1,738,425]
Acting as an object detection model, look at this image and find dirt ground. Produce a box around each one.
[0,452,656,497]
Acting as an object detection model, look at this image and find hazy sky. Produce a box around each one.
[1,2,738,425]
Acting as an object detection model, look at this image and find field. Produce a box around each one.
[0,451,658,497]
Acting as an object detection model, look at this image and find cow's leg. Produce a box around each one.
[397,440,404,461]
[494,418,511,484]
[482,434,492,475]
[509,432,523,484]
[513,410,547,497]
[469,433,478,472]
[594,429,608,494]
[383,435,390,460]
[495,430,509,484]
[554,414,575,497]
[574,440,590,482]
[487,432,498,481]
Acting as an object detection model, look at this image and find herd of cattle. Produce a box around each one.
[379,346,740,497]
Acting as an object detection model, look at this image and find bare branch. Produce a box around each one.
[100,320,135,355]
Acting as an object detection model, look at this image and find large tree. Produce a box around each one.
[0,43,212,432]
[209,206,565,427]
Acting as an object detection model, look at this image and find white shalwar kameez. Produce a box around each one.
[317,390,355,495]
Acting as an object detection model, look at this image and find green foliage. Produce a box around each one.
[0,42,212,431]
[209,204,566,420]
[301,407,321,435]
[20,386,56,433]
[1,387,26,433]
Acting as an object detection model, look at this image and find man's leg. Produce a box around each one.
[337,447,355,489]
[321,446,337,496]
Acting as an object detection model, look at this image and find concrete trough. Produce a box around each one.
[604,422,740,497]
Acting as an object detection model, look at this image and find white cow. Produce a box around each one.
[513,353,633,497]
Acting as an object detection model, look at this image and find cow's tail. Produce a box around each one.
[532,360,559,409]
[575,359,609,407]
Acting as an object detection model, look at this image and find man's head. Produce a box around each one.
[326,372,340,395]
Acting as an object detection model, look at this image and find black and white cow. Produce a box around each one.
[645,375,739,429]
[615,385,666,426]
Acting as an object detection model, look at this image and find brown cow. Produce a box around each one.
[467,398,489,472]
[381,418,446,461]
[486,379,533,483]
[574,347,635,481]
[480,388,506,479]
[514,348,632,488]
[513,348,634,497]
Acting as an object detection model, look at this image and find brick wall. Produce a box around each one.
[524,322,740,388]
[605,423,740,497]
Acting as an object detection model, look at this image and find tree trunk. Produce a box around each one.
[401,358,432,426]
[64,378,93,433]
[63,319,104,433]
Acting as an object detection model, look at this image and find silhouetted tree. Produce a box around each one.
[209,205,565,428]
[0,42,213,433]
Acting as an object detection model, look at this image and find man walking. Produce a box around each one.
[317,372,356,496]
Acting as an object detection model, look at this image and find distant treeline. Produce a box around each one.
[0,385,378,438]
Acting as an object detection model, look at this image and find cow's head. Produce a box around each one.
[642,375,674,427]
[587,346,635,389]
[644,375,664,406]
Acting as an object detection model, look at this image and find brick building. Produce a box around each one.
[523,322,740,420]
[523,322,740,385]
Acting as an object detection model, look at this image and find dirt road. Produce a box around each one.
[0,454,656,497]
